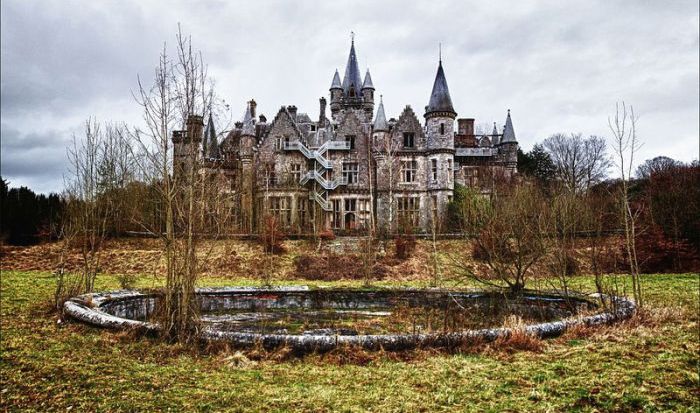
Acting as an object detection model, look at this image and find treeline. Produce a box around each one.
[446,132,699,275]
[0,179,64,245]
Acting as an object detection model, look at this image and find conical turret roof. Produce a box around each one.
[425,60,456,117]
[341,39,363,97]
[501,110,516,143]
[330,69,342,90]
[373,95,388,131]
[362,69,374,90]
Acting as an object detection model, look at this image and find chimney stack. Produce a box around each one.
[457,118,474,136]
[186,115,204,142]
[287,105,298,120]
[319,97,327,127]
[249,99,257,119]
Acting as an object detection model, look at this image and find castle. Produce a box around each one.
[173,39,518,235]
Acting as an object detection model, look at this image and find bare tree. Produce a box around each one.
[635,156,681,179]
[129,27,224,341]
[454,183,549,293]
[543,133,611,192]
[608,102,643,307]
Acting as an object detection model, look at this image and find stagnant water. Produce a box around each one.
[199,297,590,336]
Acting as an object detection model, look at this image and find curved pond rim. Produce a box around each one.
[63,286,636,352]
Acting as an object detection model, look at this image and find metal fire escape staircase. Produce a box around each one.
[284,140,350,210]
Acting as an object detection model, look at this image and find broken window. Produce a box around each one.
[403,132,415,148]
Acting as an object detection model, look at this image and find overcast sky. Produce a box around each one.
[2,0,698,194]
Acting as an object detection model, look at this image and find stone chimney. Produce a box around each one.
[287,105,297,120]
[249,99,257,119]
[319,97,327,127]
[457,118,474,136]
[186,115,204,142]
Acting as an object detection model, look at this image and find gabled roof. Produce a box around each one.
[373,95,388,131]
[362,69,374,90]
[425,60,456,116]
[501,110,517,143]
[341,40,363,97]
[330,69,342,90]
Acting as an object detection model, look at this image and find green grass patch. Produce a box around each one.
[1,270,698,412]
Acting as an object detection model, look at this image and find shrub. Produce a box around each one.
[117,273,137,289]
[395,234,416,260]
[318,229,335,240]
[260,215,286,254]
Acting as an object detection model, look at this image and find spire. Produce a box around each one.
[491,121,500,145]
[373,95,388,131]
[241,102,255,136]
[362,69,374,90]
[501,109,516,143]
[341,36,363,97]
[425,59,456,117]
[205,112,220,158]
[330,69,342,90]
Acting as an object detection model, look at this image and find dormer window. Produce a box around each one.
[403,132,415,148]
[310,125,316,132]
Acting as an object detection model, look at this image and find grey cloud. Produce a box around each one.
[1,0,697,194]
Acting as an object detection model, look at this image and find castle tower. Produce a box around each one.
[499,109,518,175]
[424,56,456,231]
[329,69,342,116]
[172,114,204,180]
[424,58,456,150]
[372,95,388,151]
[330,37,372,121]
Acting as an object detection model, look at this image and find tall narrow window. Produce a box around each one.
[401,160,417,183]
[440,123,445,135]
[447,159,453,182]
[290,163,302,184]
[397,197,420,228]
[332,200,342,229]
[431,159,438,181]
[297,198,307,227]
[403,132,415,148]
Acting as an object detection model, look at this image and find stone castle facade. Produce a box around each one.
[173,39,518,234]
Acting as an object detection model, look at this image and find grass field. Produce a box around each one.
[1,257,698,411]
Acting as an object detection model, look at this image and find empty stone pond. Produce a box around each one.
[64,287,635,352]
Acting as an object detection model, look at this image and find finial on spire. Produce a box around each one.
[439,42,442,63]
[351,31,355,44]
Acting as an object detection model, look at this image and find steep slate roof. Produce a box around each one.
[241,103,255,136]
[341,40,363,97]
[425,60,455,116]
[330,69,342,89]
[362,69,374,89]
[373,96,388,131]
[205,112,220,158]
[501,110,517,143]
